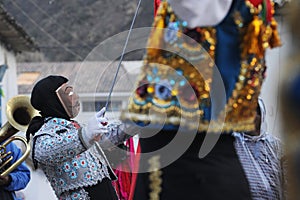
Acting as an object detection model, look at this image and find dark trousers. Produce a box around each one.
[84,178,118,200]
[134,131,252,200]
[0,188,13,200]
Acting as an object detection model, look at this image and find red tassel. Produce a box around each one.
[154,0,161,16]
[265,0,273,23]
[248,0,263,7]
[269,18,282,48]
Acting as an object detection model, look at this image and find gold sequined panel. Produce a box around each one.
[221,59,265,131]
[121,0,281,133]
[221,0,281,131]
[123,1,215,129]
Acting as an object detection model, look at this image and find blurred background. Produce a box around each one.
[0,0,292,199]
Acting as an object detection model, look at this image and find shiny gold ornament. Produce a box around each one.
[269,18,282,48]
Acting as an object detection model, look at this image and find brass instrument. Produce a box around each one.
[0,95,39,176]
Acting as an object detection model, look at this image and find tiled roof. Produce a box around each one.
[0,5,37,52]
[17,61,138,94]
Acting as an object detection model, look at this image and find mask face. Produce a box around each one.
[56,83,80,118]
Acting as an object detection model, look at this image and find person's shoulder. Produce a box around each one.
[266,133,282,143]
[33,117,72,137]
[45,117,72,125]
[265,133,283,152]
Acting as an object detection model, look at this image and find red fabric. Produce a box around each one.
[114,165,131,199]
[265,0,273,22]
[128,141,141,200]
[154,0,161,16]
[71,121,80,129]
[249,0,263,7]
[249,0,273,22]
[112,138,141,200]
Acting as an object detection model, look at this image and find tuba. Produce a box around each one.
[0,95,39,176]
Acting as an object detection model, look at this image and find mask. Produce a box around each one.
[56,83,80,118]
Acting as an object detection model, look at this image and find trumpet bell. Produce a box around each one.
[6,95,39,132]
[0,95,39,176]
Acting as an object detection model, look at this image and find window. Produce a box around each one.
[17,72,40,85]
[81,101,122,112]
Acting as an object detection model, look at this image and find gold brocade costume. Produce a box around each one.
[121,0,281,132]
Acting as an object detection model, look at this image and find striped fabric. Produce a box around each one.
[233,132,285,200]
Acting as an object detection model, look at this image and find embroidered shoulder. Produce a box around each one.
[35,118,75,137]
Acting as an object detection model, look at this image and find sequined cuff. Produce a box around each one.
[96,121,135,149]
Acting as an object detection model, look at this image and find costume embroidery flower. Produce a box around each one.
[155,80,172,100]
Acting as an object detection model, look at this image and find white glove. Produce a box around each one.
[95,107,108,126]
[80,107,109,148]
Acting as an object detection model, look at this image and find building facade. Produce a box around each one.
[0,4,37,125]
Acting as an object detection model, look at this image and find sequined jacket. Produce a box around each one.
[121,0,281,132]
[32,117,131,200]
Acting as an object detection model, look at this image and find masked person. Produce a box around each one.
[26,75,135,200]
[121,0,282,199]
[0,142,31,200]
[233,97,286,200]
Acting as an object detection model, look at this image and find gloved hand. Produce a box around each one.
[80,107,109,148]
[95,107,108,126]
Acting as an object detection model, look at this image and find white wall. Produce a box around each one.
[21,168,57,200]
[261,15,291,139]
[0,45,18,124]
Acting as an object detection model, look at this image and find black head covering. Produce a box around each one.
[26,75,69,141]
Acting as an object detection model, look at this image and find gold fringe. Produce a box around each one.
[147,2,167,58]
[242,0,282,58]
[148,156,162,200]
[121,112,256,133]
[241,15,264,59]
[269,18,282,48]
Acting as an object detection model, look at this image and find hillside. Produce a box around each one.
[1,0,154,61]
